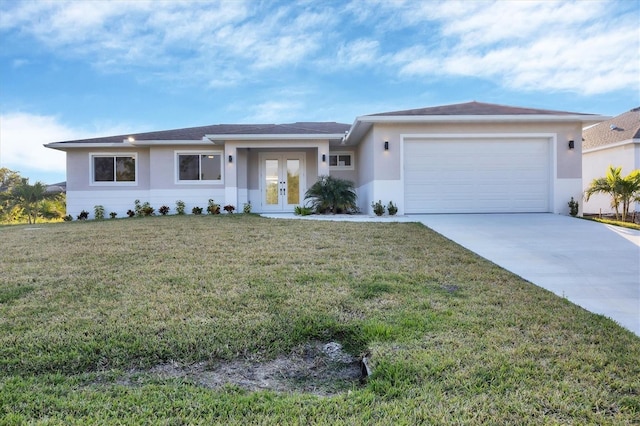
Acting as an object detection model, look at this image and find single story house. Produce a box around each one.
[45,101,606,218]
[582,107,640,215]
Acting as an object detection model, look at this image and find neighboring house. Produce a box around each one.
[45,182,67,194]
[45,101,605,218]
[582,107,640,215]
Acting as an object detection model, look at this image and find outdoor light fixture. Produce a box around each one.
[384,140,389,151]
[127,136,135,143]
[322,154,326,162]
[568,140,575,150]
[228,155,233,163]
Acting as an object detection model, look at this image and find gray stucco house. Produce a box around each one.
[45,101,605,218]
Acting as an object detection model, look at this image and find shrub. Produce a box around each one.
[77,210,89,220]
[109,212,117,219]
[126,210,135,218]
[94,205,105,220]
[294,206,313,216]
[158,205,170,215]
[568,197,579,217]
[371,200,385,216]
[387,201,398,216]
[304,175,357,214]
[175,200,186,215]
[223,204,235,214]
[192,206,203,215]
[207,199,220,215]
[141,202,154,216]
[63,215,73,222]
[134,199,143,217]
[243,202,252,214]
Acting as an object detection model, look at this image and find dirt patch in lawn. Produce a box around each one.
[116,341,365,396]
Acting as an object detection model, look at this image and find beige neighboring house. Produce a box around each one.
[582,107,640,216]
[45,101,605,218]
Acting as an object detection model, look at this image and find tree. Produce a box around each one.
[9,179,50,224]
[584,166,640,222]
[304,175,357,214]
[0,168,23,222]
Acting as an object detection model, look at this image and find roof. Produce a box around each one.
[367,101,596,117]
[48,122,351,145]
[583,107,640,150]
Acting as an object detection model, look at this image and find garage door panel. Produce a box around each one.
[404,138,550,213]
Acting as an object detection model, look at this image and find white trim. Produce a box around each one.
[356,114,609,124]
[89,152,138,187]
[129,140,212,146]
[205,134,346,141]
[174,150,224,185]
[583,138,640,154]
[328,151,355,170]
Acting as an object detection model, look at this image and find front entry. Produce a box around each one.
[259,152,305,212]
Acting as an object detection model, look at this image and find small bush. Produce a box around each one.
[175,200,186,215]
[94,205,105,220]
[126,210,135,218]
[109,212,117,219]
[223,204,235,214]
[568,197,579,217]
[77,210,89,220]
[294,206,313,216]
[134,199,143,217]
[192,206,203,215]
[63,215,73,222]
[371,200,385,216]
[159,205,170,215]
[141,202,154,216]
[243,203,252,214]
[207,199,220,215]
[387,201,398,216]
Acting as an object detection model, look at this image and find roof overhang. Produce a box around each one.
[583,138,640,154]
[343,114,610,144]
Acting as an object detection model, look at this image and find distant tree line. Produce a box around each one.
[0,167,66,224]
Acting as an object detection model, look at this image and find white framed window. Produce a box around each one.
[175,151,223,183]
[329,152,354,170]
[90,153,137,185]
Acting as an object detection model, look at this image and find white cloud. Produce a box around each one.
[383,0,639,95]
[0,112,138,178]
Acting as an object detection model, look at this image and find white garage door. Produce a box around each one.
[404,138,550,213]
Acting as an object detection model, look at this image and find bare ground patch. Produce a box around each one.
[115,341,365,396]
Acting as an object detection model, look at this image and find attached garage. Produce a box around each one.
[403,136,551,213]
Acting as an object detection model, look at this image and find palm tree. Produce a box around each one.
[585,166,640,221]
[10,180,49,224]
[304,175,357,214]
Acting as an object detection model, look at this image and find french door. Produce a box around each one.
[260,153,305,212]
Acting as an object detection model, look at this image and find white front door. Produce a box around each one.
[260,152,305,212]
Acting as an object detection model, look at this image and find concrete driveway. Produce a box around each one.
[414,214,640,337]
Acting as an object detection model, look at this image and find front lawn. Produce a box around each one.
[1,215,638,424]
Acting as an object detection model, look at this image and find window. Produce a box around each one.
[329,152,354,170]
[92,154,136,183]
[176,152,222,182]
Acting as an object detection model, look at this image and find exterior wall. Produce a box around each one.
[355,128,375,212]
[65,145,226,218]
[364,121,583,215]
[582,142,640,214]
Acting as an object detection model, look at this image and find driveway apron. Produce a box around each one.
[414,214,640,337]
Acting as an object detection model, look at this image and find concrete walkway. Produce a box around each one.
[262,213,640,336]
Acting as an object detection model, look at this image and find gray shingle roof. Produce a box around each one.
[583,107,640,150]
[368,101,595,117]
[51,122,351,144]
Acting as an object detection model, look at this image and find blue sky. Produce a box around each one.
[1,0,638,184]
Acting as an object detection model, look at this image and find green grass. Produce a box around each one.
[584,216,640,230]
[1,215,639,424]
